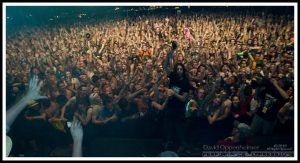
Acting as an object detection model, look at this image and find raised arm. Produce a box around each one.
[60,96,76,119]
[70,117,83,157]
[204,76,221,103]
[216,102,231,121]
[6,75,47,132]
[270,78,289,100]
[152,96,170,110]
[126,88,147,101]
[75,108,93,125]
[167,88,188,103]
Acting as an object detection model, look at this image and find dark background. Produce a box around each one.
[6,6,294,33]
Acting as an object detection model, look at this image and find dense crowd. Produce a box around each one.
[6,9,294,156]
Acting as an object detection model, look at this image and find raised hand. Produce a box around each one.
[70,117,83,157]
[70,117,83,143]
[6,75,47,134]
[24,75,47,102]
